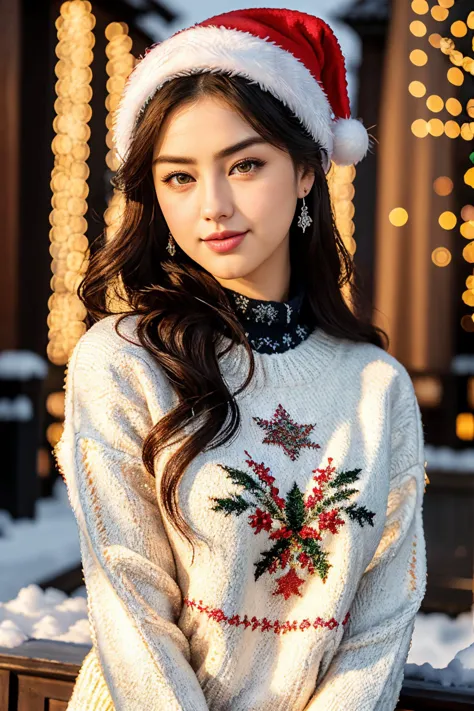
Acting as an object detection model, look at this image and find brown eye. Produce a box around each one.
[236,161,253,173]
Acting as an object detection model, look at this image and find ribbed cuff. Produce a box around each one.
[67,647,114,711]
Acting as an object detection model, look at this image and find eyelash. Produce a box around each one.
[160,158,266,187]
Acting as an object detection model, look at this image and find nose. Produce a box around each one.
[200,178,233,222]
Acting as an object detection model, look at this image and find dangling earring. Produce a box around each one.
[297,192,312,233]
[166,231,176,256]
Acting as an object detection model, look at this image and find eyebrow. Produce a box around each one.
[152,137,268,166]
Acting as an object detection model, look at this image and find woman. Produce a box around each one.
[54,7,427,710]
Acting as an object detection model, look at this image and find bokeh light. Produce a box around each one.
[446,98,462,116]
[439,211,457,230]
[433,177,453,196]
[444,121,461,138]
[410,20,427,37]
[409,81,427,98]
[451,21,468,37]
[411,0,429,14]
[389,208,409,227]
[427,118,444,137]
[412,119,429,138]
[431,6,449,21]
[410,49,428,66]
[447,68,464,86]
[432,247,452,267]
[426,95,444,112]
[461,205,474,221]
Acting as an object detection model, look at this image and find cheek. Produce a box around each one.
[154,187,188,231]
[248,181,296,238]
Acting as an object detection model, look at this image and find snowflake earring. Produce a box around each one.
[297,192,312,233]
[166,231,176,256]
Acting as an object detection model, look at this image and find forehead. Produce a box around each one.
[153,96,261,156]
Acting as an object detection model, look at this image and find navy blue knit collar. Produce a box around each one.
[221,284,315,354]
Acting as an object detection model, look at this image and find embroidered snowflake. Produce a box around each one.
[251,303,279,325]
[282,333,293,347]
[285,303,293,324]
[296,324,309,340]
[234,294,250,312]
[250,336,280,352]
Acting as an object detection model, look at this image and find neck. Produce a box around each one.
[214,233,291,302]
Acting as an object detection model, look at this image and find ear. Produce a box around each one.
[296,165,315,199]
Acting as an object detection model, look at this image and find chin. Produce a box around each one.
[208,265,258,282]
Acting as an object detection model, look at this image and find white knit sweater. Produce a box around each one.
[54,313,427,711]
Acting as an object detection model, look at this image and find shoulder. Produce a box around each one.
[336,337,424,472]
[336,336,416,400]
[65,313,169,397]
[72,313,143,361]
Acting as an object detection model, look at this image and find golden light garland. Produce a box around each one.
[48,0,94,368]
[327,164,356,256]
[104,22,135,244]
[408,0,474,346]
[327,164,357,311]
[103,22,137,313]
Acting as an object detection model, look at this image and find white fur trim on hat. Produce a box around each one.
[331,118,370,166]
[114,25,338,172]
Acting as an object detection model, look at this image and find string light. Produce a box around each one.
[327,164,357,313]
[48,0,94,369]
[409,0,474,325]
[327,164,356,258]
[103,22,137,313]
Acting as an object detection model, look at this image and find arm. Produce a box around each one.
[54,328,209,711]
[304,370,428,711]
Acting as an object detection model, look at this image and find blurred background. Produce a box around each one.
[1,0,474,708]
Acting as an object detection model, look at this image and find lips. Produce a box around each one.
[203,230,247,241]
[202,231,248,253]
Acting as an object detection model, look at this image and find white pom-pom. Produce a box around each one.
[331,118,369,166]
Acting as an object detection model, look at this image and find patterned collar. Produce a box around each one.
[221,284,315,354]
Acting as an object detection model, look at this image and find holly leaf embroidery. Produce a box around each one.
[254,539,291,580]
[211,494,250,516]
[285,482,306,532]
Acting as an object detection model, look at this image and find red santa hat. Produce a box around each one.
[114,7,370,173]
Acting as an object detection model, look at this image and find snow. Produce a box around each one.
[0,350,48,380]
[451,355,474,374]
[425,445,474,474]
[0,477,80,603]
[0,395,34,421]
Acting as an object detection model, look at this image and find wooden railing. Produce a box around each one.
[1,639,474,710]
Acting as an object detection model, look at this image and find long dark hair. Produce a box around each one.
[79,71,388,559]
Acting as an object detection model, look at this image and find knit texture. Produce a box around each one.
[54,313,427,710]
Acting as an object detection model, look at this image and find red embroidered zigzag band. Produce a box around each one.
[184,597,350,635]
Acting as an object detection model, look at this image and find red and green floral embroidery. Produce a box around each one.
[210,404,376,600]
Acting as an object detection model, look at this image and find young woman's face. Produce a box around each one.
[152,96,314,295]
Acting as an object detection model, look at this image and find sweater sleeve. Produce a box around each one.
[303,368,428,711]
[54,330,209,711]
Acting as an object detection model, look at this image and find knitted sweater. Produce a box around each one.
[54,311,427,711]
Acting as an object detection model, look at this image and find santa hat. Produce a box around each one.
[114,7,370,173]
